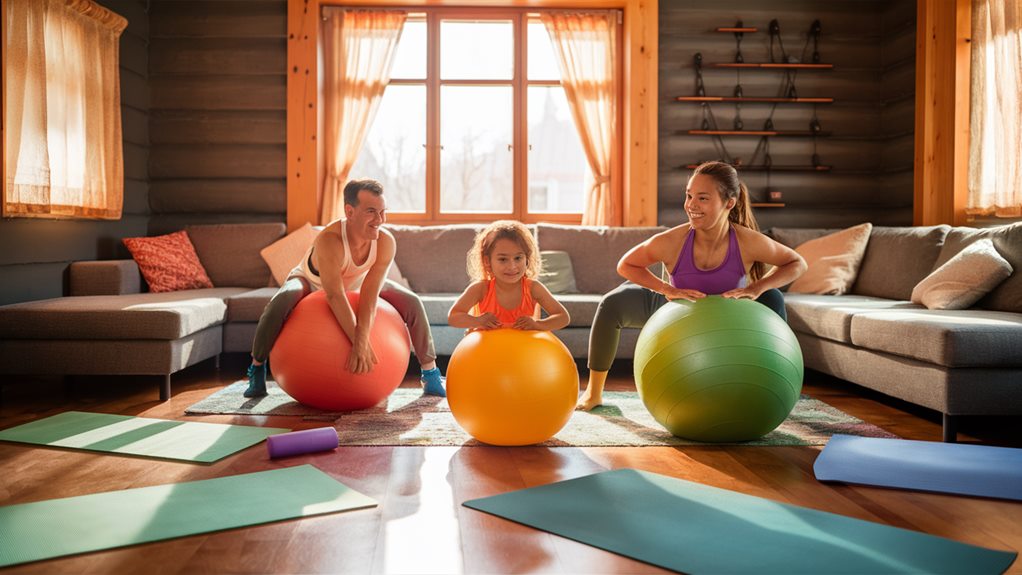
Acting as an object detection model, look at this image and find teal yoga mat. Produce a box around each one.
[0,411,289,463]
[463,468,1017,574]
[0,464,376,568]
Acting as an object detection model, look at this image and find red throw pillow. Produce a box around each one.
[122,230,214,292]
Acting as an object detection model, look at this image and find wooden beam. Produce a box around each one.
[914,0,971,226]
[286,0,658,229]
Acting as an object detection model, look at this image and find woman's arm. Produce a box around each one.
[618,227,706,301]
[726,228,807,299]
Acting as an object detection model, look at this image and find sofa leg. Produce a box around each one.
[214,353,221,370]
[942,413,958,443]
[159,375,172,401]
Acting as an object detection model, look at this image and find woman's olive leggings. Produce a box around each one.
[251,277,436,366]
[588,282,788,372]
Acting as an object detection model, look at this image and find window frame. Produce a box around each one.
[374,7,622,225]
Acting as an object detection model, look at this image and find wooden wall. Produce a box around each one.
[147,0,287,234]
[658,0,916,229]
[0,0,150,306]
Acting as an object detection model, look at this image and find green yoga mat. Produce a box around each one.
[0,411,288,463]
[0,464,376,568]
[463,468,1017,574]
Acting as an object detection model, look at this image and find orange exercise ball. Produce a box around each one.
[446,329,578,446]
[269,290,410,411]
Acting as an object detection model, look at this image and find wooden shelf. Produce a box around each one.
[712,63,834,69]
[682,164,832,172]
[750,203,785,208]
[686,130,831,137]
[676,96,834,104]
[716,27,757,33]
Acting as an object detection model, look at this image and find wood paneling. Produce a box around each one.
[0,0,150,305]
[658,0,916,229]
[148,0,288,232]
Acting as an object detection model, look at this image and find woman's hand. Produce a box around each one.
[661,284,707,302]
[512,316,540,331]
[722,286,762,300]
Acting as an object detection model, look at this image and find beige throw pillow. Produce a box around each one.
[260,223,318,286]
[539,250,579,294]
[788,223,873,295]
[911,238,1013,310]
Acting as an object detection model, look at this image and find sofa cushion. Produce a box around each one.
[122,231,214,293]
[539,250,579,294]
[387,224,489,293]
[767,227,840,249]
[784,293,920,344]
[911,238,1014,310]
[419,293,461,324]
[225,287,276,322]
[851,225,950,300]
[0,288,247,340]
[535,224,667,294]
[933,222,1022,313]
[187,223,286,289]
[850,309,1022,368]
[788,223,872,295]
[260,222,318,287]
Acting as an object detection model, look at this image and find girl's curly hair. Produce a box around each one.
[467,220,541,281]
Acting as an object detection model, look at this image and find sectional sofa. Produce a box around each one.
[0,221,1019,442]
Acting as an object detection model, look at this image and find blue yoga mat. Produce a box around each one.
[814,434,1022,501]
[463,468,1017,574]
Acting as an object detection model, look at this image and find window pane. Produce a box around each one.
[528,86,587,213]
[441,20,513,80]
[390,19,426,79]
[350,85,427,212]
[440,86,513,213]
[527,20,560,81]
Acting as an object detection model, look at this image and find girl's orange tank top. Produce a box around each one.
[471,278,538,326]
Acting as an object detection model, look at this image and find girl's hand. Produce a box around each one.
[512,316,540,331]
[662,284,707,302]
[473,312,502,330]
[722,286,761,300]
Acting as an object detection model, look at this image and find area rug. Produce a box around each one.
[186,381,896,447]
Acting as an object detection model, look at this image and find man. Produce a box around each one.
[245,179,446,398]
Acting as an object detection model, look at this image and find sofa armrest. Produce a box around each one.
[70,260,142,296]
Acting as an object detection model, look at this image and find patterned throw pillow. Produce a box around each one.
[122,230,214,293]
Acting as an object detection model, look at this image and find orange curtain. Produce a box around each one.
[4,0,126,219]
[967,0,1022,217]
[541,11,620,226]
[320,10,406,224]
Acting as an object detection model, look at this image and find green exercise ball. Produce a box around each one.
[633,296,804,442]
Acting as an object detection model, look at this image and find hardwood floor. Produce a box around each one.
[1,355,1020,574]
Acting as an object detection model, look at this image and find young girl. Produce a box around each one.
[577,161,808,410]
[448,220,570,332]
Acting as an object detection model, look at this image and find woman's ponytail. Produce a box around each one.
[728,181,760,233]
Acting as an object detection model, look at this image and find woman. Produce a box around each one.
[577,161,807,410]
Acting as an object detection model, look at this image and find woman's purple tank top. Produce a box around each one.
[669,227,748,294]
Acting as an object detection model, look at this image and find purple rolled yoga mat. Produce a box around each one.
[266,427,339,458]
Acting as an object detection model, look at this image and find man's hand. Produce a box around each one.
[347,336,378,374]
[512,316,540,331]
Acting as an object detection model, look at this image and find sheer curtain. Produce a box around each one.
[968,0,1022,217]
[4,0,126,219]
[542,11,620,226]
[320,9,406,224]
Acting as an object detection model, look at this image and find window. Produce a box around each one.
[349,10,605,223]
[3,0,126,220]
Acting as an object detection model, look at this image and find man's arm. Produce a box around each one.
[346,230,396,373]
[316,229,360,345]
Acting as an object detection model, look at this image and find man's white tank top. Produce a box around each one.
[288,219,377,291]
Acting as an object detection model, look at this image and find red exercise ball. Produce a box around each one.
[269,290,410,411]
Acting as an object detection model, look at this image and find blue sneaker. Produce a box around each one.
[420,367,446,397]
[244,363,267,398]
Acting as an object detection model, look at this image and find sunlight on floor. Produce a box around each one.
[383,448,463,574]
